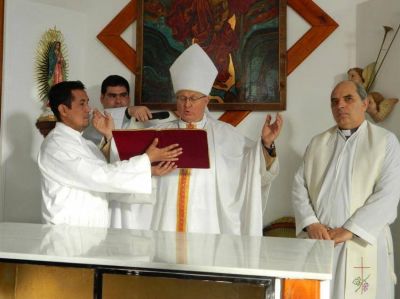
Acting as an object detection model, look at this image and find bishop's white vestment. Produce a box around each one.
[38,122,152,228]
[292,121,400,299]
[147,114,278,236]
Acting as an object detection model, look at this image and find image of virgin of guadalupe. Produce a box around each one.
[48,41,65,86]
[35,29,69,104]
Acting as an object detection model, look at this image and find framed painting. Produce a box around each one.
[135,0,287,111]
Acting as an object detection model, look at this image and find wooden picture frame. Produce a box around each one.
[134,0,287,111]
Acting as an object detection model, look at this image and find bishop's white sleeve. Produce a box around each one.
[258,139,279,216]
[259,140,279,186]
[343,133,400,245]
[38,146,152,195]
[292,162,320,236]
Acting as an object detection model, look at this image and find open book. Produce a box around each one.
[112,129,210,168]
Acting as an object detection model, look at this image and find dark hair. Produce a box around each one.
[101,75,130,95]
[354,81,368,100]
[48,81,86,121]
[345,80,368,100]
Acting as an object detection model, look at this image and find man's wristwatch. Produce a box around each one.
[262,141,276,156]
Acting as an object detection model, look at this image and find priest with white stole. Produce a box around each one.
[122,43,282,236]
[292,80,400,299]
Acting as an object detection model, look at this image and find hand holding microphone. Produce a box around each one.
[126,106,170,122]
[146,111,170,120]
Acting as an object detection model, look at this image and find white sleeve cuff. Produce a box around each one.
[343,220,376,245]
[262,158,279,185]
[296,215,320,236]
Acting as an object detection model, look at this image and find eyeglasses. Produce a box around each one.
[176,94,207,103]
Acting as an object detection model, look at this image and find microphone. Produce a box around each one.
[135,111,170,121]
[151,111,170,120]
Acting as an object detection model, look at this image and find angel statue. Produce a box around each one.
[347,24,399,123]
[347,66,398,123]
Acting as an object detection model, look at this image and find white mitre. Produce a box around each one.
[169,43,218,95]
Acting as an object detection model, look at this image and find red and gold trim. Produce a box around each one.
[176,168,191,232]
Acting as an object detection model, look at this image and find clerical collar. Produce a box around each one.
[341,128,358,137]
[335,121,367,141]
[338,124,361,139]
[178,115,207,129]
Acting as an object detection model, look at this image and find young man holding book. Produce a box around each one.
[112,44,282,236]
[37,81,181,228]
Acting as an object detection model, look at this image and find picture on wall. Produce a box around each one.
[135,0,287,111]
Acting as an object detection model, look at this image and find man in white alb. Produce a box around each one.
[292,80,400,299]
[121,43,282,236]
[38,81,181,228]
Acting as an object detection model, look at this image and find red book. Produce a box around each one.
[112,129,210,169]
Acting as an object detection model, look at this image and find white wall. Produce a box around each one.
[1,0,399,284]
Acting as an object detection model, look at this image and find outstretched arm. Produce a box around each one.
[260,113,283,168]
[261,113,283,148]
